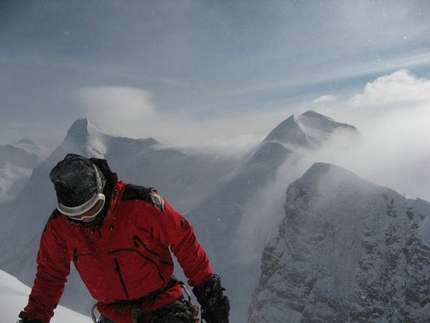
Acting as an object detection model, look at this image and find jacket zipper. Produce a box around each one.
[114,259,130,299]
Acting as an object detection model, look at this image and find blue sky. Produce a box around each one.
[1,0,430,149]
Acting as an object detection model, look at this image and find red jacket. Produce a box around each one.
[20,175,213,323]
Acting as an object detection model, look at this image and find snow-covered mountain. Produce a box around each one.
[249,163,430,323]
[0,112,362,322]
[188,110,360,258]
[186,111,360,322]
[0,269,89,323]
[0,139,49,204]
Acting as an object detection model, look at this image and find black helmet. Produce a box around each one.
[50,154,106,218]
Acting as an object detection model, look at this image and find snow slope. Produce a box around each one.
[0,269,90,323]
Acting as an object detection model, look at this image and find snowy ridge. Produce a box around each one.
[12,139,50,158]
[0,269,89,323]
[0,162,32,204]
[263,110,360,150]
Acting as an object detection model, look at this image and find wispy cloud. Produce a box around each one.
[313,95,338,104]
[73,85,269,154]
[1,0,429,149]
[349,69,430,107]
[74,86,158,136]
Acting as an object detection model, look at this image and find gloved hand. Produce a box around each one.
[17,319,44,323]
[193,275,230,323]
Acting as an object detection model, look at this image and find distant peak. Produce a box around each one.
[61,119,111,158]
[15,139,36,146]
[302,112,357,132]
[68,118,91,131]
[263,111,359,150]
[262,114,308,147]
[299,110,355,127]
[13,139,49,154]
[66,119,102,143]
[69,118,103,132]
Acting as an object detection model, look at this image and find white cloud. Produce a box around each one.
[74,86,160,138]
[349,69,430,108]
[154,111,282,156]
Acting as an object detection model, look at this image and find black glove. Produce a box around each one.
[17,320,44,323]
[193,275,230,323]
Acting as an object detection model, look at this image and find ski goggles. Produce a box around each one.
[57,163,106,221]
[57,192,106,221]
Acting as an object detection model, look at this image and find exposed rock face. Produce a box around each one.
[249,163,430,323]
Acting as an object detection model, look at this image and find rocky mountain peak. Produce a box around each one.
[249,162,430,323]
[59,119,111,158]
[66,119,97,143]
[263,111,360,150]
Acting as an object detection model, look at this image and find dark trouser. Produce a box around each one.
[99,297,194,323]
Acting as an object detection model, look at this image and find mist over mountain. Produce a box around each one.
[2,110,425,323]
[185,111,361,321]
[249,163,430,323]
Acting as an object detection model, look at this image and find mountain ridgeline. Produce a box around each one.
[0,111,428,322]
[263,110,359,149]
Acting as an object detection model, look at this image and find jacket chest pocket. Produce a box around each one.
[107,233,171,271]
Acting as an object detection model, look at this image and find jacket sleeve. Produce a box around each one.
[151,198,213,287]
[19,219,71,323]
